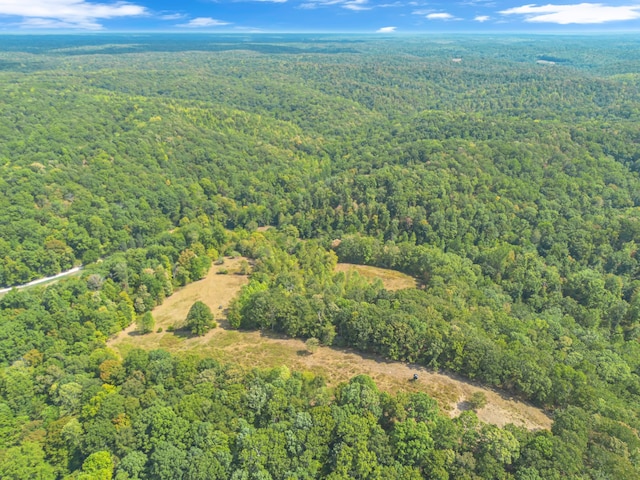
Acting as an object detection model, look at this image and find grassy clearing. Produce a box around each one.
[109,256,250,348]
[109,258,551,431]
[335,263,418,291]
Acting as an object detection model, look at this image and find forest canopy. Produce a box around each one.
[1,34,640,479]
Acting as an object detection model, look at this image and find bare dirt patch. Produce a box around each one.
[335,263,418,291]
[109,258,551,431]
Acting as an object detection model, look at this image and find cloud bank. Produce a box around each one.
[500,3,640,24]
[376,25,396,32]
[0,0,147,29]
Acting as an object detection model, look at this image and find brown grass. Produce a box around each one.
[109,258,551,431]
[335,263,418,291]
[108,257,250,345]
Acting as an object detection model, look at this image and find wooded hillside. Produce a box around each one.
[1,34,640,479]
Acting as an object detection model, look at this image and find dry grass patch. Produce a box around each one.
[109,257,551,431]
[335,263,418,291]
[108,256,250,349]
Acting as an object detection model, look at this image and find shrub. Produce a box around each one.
[468,391,487,410]
[306,337,320,354]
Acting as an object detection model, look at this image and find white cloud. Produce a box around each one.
[426,12,455,19]
[376,26,397,32]
[474,15,490,21]
[0,0,147,29]
[500,3,640,24]
[177,17,230,27]
[343,0,371,11]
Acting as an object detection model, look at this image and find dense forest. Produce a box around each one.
[1,34,640,478]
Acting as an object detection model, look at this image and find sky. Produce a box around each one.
[1,0,640,33]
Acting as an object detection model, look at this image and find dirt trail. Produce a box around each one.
[109,259,552,431]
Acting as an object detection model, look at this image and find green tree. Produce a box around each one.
[0,442,56,480]
[115,451,147,480]
[78,451,114,480]
[186,301,215,336]
[149,442,187,479]
[392,419,435,468]
[137,312,155,335]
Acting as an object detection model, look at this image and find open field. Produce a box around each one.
[108,256,250,345]
[109,259,551,430]
[335,263,418,291]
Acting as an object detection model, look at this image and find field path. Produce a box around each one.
[109,259,552,431]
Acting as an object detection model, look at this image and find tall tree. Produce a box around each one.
[186,301,215,336]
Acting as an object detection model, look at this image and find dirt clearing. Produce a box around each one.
[109,259,551,431]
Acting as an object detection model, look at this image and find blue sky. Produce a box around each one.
[1,1,640,32]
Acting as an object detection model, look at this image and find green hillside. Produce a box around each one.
[1,34,640,479]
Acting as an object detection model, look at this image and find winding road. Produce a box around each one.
[0,266,83,294]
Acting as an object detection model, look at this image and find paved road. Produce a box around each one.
[0,266,83,294]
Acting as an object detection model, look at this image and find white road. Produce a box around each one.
[0,266,83,294]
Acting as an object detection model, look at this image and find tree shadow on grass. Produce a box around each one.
[171,328,198,339]
[258,329,294,340]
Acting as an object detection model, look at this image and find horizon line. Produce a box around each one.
[1,30,640,35]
